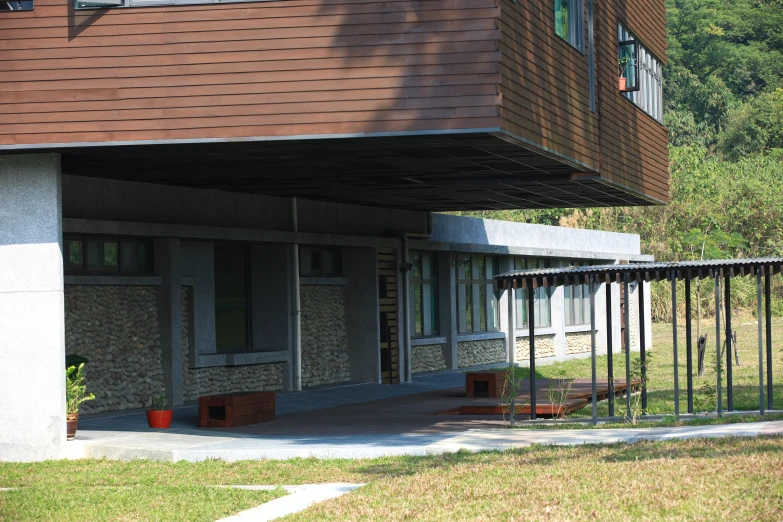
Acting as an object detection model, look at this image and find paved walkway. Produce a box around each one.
[65,371,783,461]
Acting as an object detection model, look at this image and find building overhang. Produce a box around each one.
[12,131,659,211]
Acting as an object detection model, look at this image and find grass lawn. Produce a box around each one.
[521,318,783,419]
[2,436,783,521]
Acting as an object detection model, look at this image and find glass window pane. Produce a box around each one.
[422,283,433,336]
[515,288,525,327]
[215,245,249,350]
[554,0,569,40]
[412,252,422,279]
[68,240,84,269]
[487,284,498,331]
[414,283,423,337]
[458,283,468,333]
[103,241,118,270]
[479,283,487,332]
[565,285,573,326]
[120,240,137,273]
[137,242,151,274]
[428,283,439,336]
[465,284,472,332]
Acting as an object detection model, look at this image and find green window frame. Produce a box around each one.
[456,254,500,334]
[410,252,439,338]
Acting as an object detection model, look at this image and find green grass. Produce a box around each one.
[0,461,285,522]
[507,318,783,419]
[2,437,783,521]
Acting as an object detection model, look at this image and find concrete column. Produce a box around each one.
[344,247,381,383]
[0,154,66,462]
[498,256,515,363]
[437,252,457,369]
[155,238,183,406]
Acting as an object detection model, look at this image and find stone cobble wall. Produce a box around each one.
[64,285,164,414]
[180,286,283,401]
[457,339,506,368]
[411,344,447,373]
[515,334,556,360]
[565,331,594,354]
[301,285,350,387]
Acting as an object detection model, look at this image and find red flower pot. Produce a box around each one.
[66,413,79,441]
[146,409,173,429]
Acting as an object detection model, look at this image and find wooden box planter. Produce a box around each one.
[198,391,275,428]
[465,371,507,398]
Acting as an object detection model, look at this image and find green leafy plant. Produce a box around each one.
[501,367,525,427]
[626,352,654,425]
[65,363,95,415]
[151,395,168,411]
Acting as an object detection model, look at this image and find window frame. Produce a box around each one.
[618,22,664,123]
[63,234,153,276]
[554,0,585,53]
[456,254,500,335]
[514,257,553,330]
[564,259,592,327]
[1,0,33,10]
[409,251,439,339]
[299,246,342,277]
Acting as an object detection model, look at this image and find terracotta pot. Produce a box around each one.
[146,409,174,429]
[66,413,79,441]
[619,77,627,91]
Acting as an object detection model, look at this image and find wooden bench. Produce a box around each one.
[198,391,275,428]
[465,370,507,398]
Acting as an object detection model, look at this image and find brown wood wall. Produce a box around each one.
[497,0,668,203]
[497,0,601,172]
[595,0,669,203]
[0,0,502,146]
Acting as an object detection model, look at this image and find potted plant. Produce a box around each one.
[146,395,174,429]
[65,363,95,441]
[619,56,632,91]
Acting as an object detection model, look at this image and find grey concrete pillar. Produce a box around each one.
[155,238,183,406]
[344,247,381,383]
[437,252,457,369]
[0,154,66,462]
[498,256,515,363]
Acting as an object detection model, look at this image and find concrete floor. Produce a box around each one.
[68,370,507,460]
[65,370,783,461]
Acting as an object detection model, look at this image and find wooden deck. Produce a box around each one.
[442,379,640,418]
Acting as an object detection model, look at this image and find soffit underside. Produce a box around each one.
[54,133,653,211]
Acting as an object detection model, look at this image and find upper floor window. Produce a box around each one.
[64,235,152,275]
[514,258,552,329]
[619,23,663,123]
[1,1,33,10]
[299,246,341,277]
[456,254,500,334]
[410,252,439,338]
[554,0,584,52]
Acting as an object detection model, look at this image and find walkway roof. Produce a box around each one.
[495,257,783,290]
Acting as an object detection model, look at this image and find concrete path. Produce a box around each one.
[217,484,363,522]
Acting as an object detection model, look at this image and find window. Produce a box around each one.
[1,0,33,10]
[554,0,584,52]
[409,252,438,338]
[64,235,152,275]
[214,244,251,351]
[299,246,341,277]
[514,258,552,329]
[456,255,500,334]
[619,23,663,123]
[564,260,591,326]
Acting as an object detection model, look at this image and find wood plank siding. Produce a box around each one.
[595,0,669,203]
[0,0,668,206]
[497,0,668,203]
[0,0,503,145]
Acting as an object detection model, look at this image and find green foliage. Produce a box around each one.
[65,363,95,415]
[152,395,168,411]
